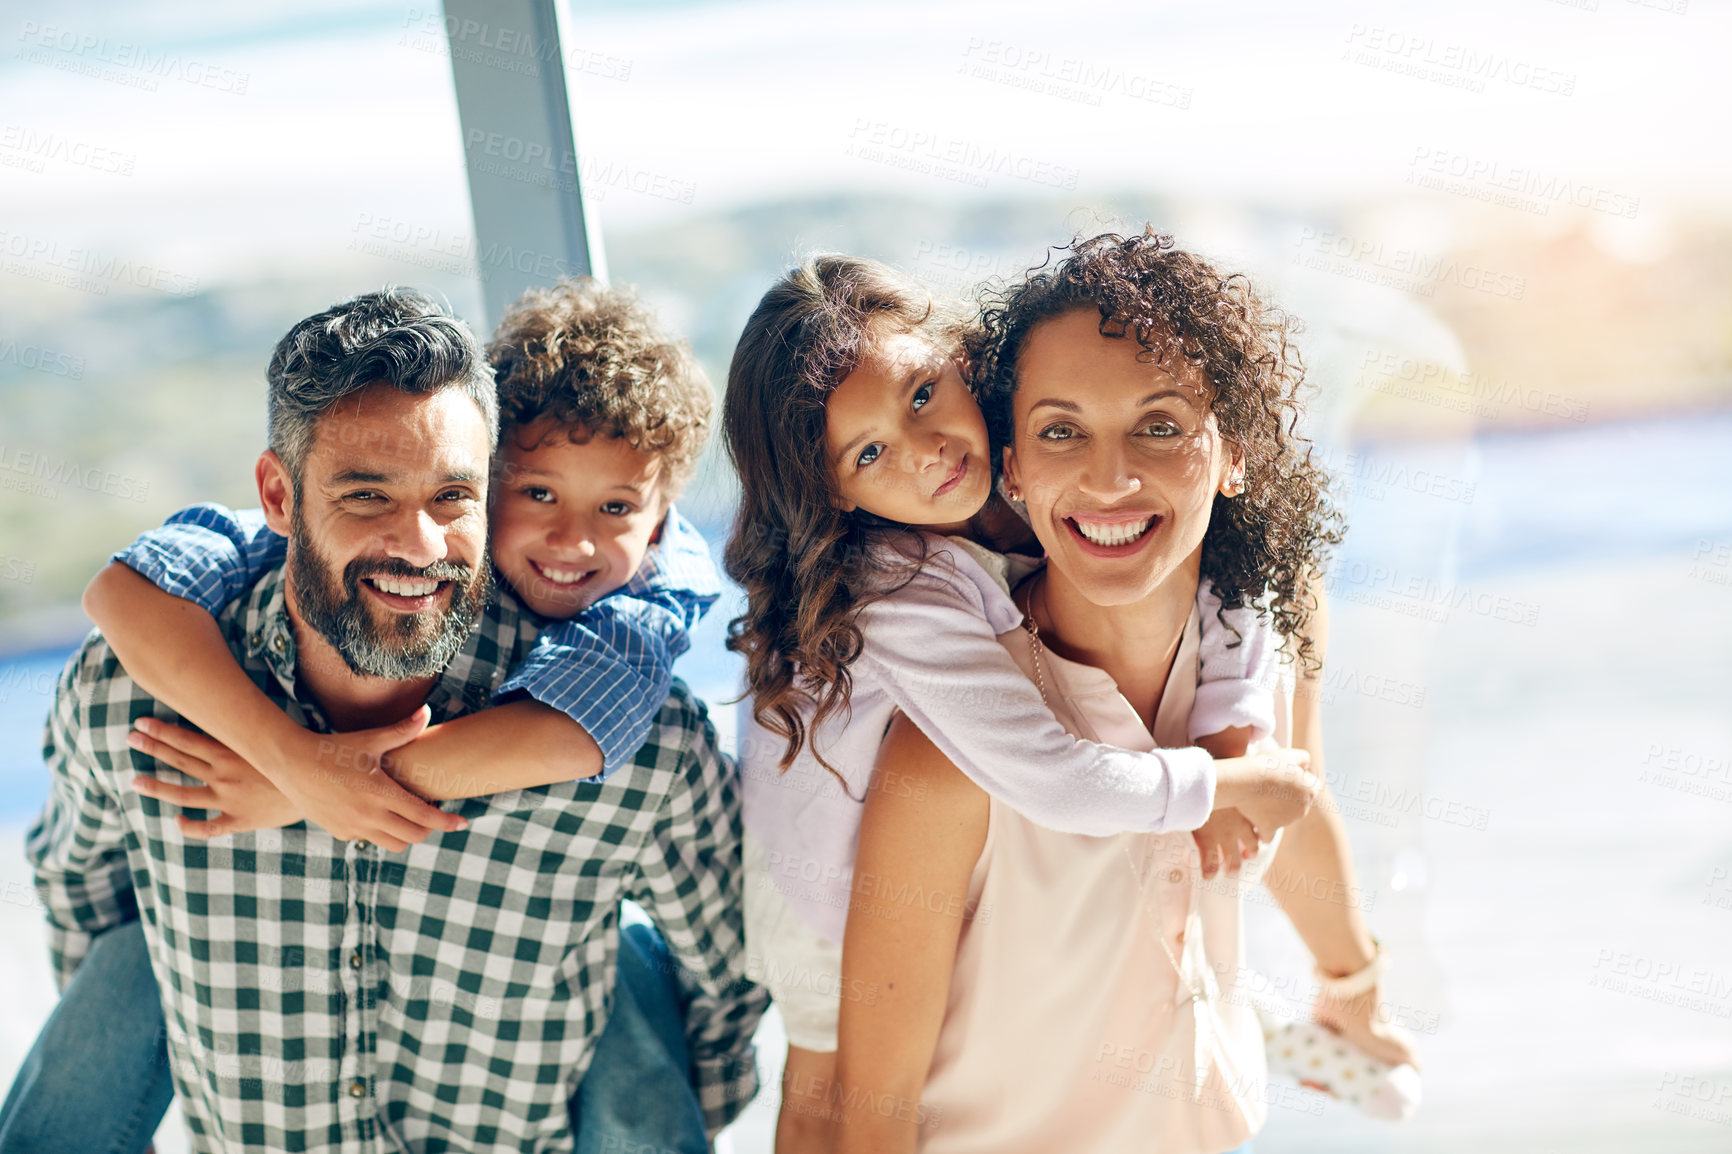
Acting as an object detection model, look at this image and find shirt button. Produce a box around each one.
[348,1080,366,1098]
[272,635,286,652]
[1168,868,1184,883]
[349,951,362,970]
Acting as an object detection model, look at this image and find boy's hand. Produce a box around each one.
[1213,747,1318,838]
[1191,808,1260,880]
[129,717,303,836]
[262,707,468,851]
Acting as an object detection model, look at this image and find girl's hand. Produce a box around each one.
[1312,981,1422,1070]
[1224,749,1318,834]
[258,708,467,852]
[1191,808,1259,880]
[128,717,304,837]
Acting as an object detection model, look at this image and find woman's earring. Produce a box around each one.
[1222,473,1246,497]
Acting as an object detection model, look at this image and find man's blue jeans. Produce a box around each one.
[0,917,708,1154]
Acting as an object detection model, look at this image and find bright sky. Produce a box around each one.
[0,0,1725,284]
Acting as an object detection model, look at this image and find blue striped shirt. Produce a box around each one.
[112,502,721,778]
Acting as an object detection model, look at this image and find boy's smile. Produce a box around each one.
[529,559,598,589]
[490,418,670,619]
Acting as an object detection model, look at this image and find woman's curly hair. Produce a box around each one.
[968,228,1343,669]
[722,255,968,772]
[487,277,712,493]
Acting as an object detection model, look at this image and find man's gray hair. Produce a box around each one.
[266,287,499,485]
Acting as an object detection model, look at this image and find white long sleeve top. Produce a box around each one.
[738,533,1281,943]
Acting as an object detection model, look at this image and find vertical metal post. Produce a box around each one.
[441,0,608,329]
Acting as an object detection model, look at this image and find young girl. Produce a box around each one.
[832,230,1414,1152]
[720,254,1322,1152]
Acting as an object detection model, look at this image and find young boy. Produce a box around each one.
[83,278,721,848]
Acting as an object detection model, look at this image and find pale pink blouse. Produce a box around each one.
[740,534,1283,944]
[915,595,1289,1154]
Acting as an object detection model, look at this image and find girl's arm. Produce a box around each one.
[1191,727,1263,879]
[1193,578,1282,744]
[1263,582,1419,1068]
[834,714,988,1154]
[1188,582,1310,870]
[855,554,1314,840]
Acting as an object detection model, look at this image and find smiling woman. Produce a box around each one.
[1001,307,1230,608]
[832,230,1397,1154]
[971,229,1343,669]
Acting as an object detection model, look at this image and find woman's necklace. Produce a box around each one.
[1018,571,1216,1100]
[1018,573,1056,711]
[1020,571,1185,725]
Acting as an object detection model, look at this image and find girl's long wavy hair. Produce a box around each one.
[723,256,968,771]
[969,228,1344,668]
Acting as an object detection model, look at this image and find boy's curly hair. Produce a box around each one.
[487,277,712,494]
[969,228,1344,669]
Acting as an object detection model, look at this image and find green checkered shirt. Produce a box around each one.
[27,562,766,1151]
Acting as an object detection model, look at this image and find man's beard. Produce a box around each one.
[288,511,491,680]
